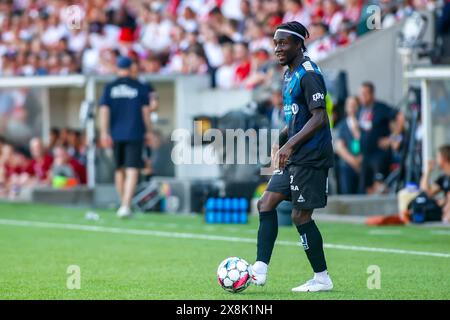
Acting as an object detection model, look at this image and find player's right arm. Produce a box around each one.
[99,106,112,148]
[98,85,112,148]
[278,125,288,146]
[420,160,441,197]
[272,125,288,164]
[141,84,153,142]
[149,91,159,112]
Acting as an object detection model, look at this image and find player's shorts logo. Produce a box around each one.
[297,194,306,202]
[291,103,299,115]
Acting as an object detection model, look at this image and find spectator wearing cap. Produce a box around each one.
[99,56,153,218]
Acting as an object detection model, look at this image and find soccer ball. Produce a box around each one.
[217,257,252,293]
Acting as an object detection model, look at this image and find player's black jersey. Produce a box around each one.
[282,57,334,168]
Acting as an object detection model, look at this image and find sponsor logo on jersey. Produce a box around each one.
[291,103,299,115]
[283,104,292,122]
[312,92,324,101]
[111,84,138,99]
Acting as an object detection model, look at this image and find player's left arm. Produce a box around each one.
[141,86,153,140]
[277,72,328,169]
[147,83,159,112]
[149,91,159,112]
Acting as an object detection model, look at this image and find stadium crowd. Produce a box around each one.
[0,126,174,198]
[0,0,443,198]
[0,128,87,198]
[0,0,438,89]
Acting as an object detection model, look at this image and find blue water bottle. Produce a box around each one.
[205,198,215,223]
[214,198,223,223]
[224,198,232,224]
[239,198,248,224]
[231,198,239,224]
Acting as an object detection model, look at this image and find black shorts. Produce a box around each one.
[113,140,144,169]
[266,165,329,210]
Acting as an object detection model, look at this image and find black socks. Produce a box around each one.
[296,220,327,273]
[256,212,327,273]
[256,210,278,264]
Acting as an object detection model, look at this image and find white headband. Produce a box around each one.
[275,29,305,41]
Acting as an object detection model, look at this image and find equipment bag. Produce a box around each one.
[408,192,442,223]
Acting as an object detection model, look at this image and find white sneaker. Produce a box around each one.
[250,265,267,286]
[291,277,333,292]
[116,206,133,218]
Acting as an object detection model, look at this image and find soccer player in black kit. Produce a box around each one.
[250,21,334,292]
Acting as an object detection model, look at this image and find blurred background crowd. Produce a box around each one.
[0,0,446,200]
[0,0,438,89]
[0,128,87,198]
[0,126,173,198]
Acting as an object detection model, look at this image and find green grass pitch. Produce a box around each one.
[0,202,449,300]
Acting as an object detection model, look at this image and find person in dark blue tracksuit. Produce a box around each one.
[99,56,152,218]
[250,21,334,293]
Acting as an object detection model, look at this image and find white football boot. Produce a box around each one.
[291,275,333,292]
[116,206,133,218]
[250,261,267,286]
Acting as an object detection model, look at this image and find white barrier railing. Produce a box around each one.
[406,67,450,172]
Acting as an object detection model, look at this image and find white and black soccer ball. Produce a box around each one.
[217,257,252,293]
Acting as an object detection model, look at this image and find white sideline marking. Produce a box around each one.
[368,229,403,236]
[0,219,449,258]
[431,230,450,236]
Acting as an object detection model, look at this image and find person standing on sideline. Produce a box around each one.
[358,82,395,194]
[99,56,153,218]
[334,96,362,194]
